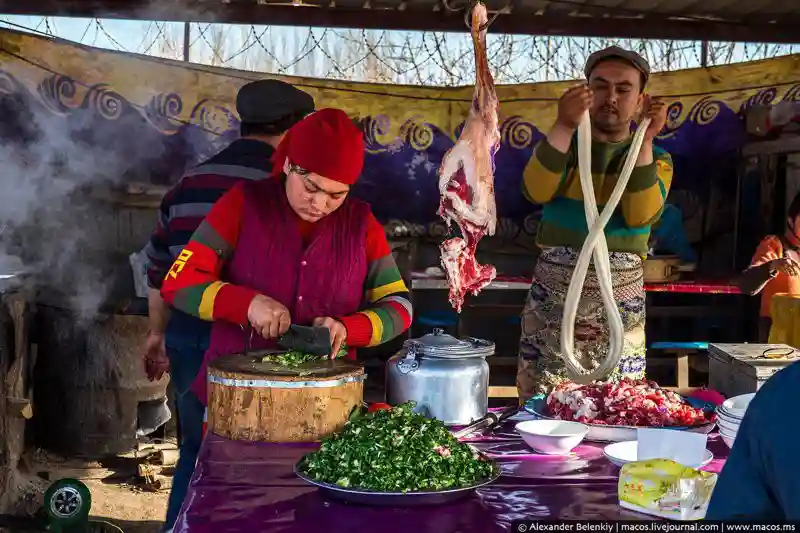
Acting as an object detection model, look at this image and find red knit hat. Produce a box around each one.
[271,108,364,185]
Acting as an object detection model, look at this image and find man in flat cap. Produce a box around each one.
[517,46,672,400]
[142,79,314,532]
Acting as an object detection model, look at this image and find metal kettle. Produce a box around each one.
[385,328,494,425]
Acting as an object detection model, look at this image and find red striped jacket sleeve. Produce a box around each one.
[337,213,413,347]
[160,183,259,325]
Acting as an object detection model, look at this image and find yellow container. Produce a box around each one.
[618,459,717,520]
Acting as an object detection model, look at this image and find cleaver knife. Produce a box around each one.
[277,325,332,356]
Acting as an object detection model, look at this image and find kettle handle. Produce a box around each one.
[398,343,421,374]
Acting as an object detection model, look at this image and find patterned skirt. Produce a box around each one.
[517,246,646,402]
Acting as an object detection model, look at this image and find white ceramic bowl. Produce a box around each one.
[716,418,740,434]
[721,394,755,418]
[515,420,589,455]
[720,433,736,449]
[719,428,738,444]
[716,409,743,425]
[603,440,714,469]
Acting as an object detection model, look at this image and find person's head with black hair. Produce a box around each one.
[584,46,651,138]
[236,79,315,147]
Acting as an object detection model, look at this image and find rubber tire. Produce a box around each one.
[88,519,124,533]
[44,478,91,530]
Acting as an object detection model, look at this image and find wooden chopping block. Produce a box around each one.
[207,353,365,443]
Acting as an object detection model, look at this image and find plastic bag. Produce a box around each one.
[618,459,718,520]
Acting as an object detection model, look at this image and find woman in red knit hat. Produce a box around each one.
[160,108,413,405]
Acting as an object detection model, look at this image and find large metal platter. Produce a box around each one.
[294,461,501,506]
[209,351,363,378]
[523,396,717,443]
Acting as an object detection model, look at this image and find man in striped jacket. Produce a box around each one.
[142,79,314,532]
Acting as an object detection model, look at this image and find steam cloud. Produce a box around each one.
[0,4,232,324]
[0,85,169,325]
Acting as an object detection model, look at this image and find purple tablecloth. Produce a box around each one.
[174,430,730,532]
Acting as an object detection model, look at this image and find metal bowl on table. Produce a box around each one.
[523,396,717,443]
[294,460,501,506]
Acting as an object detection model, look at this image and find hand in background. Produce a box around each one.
[143,331,169,381]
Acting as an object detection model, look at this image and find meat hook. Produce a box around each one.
[440,0,508,32]
[465,0,509,32]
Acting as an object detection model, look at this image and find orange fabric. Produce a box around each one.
[750,235,800,317]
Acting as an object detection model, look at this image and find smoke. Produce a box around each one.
[0,2,235,324]
[0,84,168,325]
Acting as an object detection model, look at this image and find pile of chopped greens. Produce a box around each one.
[297,402,496,492]
[262,345,348,368]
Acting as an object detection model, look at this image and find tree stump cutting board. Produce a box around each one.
[207,352,365,442]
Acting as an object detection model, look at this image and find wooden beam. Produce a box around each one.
[488,385,518,398]
[742,135,800,156]
[2,0,799,43]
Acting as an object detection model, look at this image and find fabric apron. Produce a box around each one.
[517,245,646,402]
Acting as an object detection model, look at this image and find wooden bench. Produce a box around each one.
[489,386,519,399]
[648,341,709,389]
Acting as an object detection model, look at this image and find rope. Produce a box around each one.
[559,110,652,384]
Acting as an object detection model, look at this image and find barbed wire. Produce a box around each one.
[1,17,798,86]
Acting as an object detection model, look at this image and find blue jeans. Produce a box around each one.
[163,319,209,531]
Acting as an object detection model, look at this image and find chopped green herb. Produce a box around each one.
[297,402,496,492]
[262,345,348,368]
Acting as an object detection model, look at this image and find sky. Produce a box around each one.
[0,14,798,85]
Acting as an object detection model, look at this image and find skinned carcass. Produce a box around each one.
[436,2,500,313]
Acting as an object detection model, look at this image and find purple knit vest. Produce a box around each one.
[191,178,370,403]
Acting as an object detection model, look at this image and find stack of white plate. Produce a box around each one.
[716,393,755,449]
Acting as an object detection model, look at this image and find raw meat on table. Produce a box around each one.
[436,2,500,313]
[547,379,715,427]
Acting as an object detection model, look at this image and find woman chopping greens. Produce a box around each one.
[160,108,413,404]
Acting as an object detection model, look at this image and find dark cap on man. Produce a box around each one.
[584,46,651,87]
[236,79,315,125]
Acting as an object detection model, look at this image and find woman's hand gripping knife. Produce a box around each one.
[312,317,348,360]
[247,294,292,340]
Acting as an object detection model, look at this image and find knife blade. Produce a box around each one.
[277,325,332,356]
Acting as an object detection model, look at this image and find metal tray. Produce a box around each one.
[523,396,716,443]
[294,461,501,506]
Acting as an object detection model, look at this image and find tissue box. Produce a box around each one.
[618,459,717,520]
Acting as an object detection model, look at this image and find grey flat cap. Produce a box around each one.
[584,46,651,86]
[236,79,315,124]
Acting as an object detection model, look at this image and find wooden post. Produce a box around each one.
[0,291,45,515]
[183,22,191,62]
[677,354,690,390]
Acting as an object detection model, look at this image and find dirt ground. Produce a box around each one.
[20,446,171,533]
[83,478,167,533]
